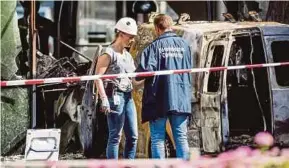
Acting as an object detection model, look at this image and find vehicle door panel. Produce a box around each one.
[201,93,221,152]
[262,35,289,146]
[200,40,229,153]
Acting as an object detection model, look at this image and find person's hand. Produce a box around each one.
[132,78,144,90]
[100,97,110,113]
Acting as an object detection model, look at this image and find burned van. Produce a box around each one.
[79,19,289,158]
[129,20,289,155]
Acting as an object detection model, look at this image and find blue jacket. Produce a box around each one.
[136,31,193,123]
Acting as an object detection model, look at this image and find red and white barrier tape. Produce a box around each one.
[1,62,289,87]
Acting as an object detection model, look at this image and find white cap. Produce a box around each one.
[115,17,138,36]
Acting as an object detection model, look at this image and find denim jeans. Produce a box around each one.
[149,114,189,159]
[106,91,138,159]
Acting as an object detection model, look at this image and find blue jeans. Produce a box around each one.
[149,114,189,159]
[106,91,138,159]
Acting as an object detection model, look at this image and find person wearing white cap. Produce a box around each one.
[94,17,139,159]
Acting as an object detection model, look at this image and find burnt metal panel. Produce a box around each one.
[272,89,289,146]
[260,26,289,36]
[262,36,289,146]
[199,39,229,153]
[200,93,221,153]
[188,102,202,148]
[79,45,109,158]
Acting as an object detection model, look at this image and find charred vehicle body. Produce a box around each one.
[79,18,289,157]
[128,19,289,155]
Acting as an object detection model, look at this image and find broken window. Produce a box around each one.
[227,42,249,86]
[226,35,270,137]
[207,45,224,92]
[271,41,289,86]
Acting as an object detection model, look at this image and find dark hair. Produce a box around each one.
[153,14,173,31]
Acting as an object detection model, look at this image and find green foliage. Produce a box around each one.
[1,0,21,79]
[1,0,29,154]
